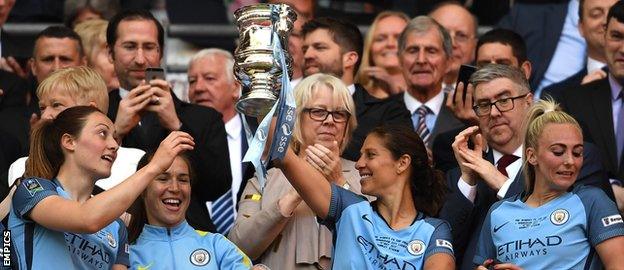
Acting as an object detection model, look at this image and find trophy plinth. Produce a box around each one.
[233,4,296,117]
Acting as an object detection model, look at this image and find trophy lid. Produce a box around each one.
[234,3,297,30]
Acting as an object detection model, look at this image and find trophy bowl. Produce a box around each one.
[233,3,296,117]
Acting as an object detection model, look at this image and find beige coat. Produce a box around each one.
[228,159,368,270]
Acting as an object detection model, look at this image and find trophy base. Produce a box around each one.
[236,90,278,117]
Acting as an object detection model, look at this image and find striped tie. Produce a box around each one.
[211,189,235,234]
[414,106,431,146]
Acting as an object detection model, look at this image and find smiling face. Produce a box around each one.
[299,84,349,150]
[370,15,408,70]
[526,123,583,192]
[144,156,191,228]
[90,42,119,91]
[110,19,162,89]
[355,134,403,196]
[69,112,118,180]
[399,29,449,95]
[579,0,618,59]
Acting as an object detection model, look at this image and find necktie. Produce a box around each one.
[616,91,624,165]
[413,106,431,146]
[211,190,235,234]
[497,154,519,177]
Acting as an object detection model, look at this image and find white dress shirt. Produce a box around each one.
[587,57,606,74]
[403,90,445,131]
[225,114,244,214]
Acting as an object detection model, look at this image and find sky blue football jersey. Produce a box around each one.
[322,184,454,269]
[474,185,624,269]
[10,178,129,270]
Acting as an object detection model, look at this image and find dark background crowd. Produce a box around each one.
[0,0,623,269]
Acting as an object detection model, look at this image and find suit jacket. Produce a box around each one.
[439,142,612,270]
[428,94,465,149]
[498,1,568,90]
[432,126,466,173]
[541,67,586,101]
[558,77,624,182]
[341,84,412,161]
[108,89,231,232]
[542,66,610,101]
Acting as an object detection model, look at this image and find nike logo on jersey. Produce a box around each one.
[362,214,373,225]
[493,221,510,233]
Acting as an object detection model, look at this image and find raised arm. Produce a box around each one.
[27,131,194,234]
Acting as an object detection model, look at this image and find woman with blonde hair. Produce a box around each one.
[475,100,624,270]
[355,11,409,99]
[229,73,369,269]
[74,19,120,91]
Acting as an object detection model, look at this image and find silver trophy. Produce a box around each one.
[233,4,296,116]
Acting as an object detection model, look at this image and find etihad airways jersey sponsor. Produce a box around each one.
[475,185,624,269]
[9,178,129,270]
[322,184,454,269]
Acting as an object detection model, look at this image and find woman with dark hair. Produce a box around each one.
[9,106,194,270]
[127,152,251,269]
[474,100,624,270]
[274,124,454,269]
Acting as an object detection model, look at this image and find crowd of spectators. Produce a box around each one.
[0,0,623,269]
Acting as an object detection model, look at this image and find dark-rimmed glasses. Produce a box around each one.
[472,93,529,116]
[303,108,350,123]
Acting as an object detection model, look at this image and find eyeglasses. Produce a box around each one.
[472,93,529,116]
[303,108,350,123]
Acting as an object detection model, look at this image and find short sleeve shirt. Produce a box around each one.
[474,185,624,269]
[322,184,454,269]
[9,178,129,269]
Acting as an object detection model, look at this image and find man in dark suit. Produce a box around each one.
[398,16,463,149]
[542,0,617,101]
[301,17,412,161]
[433,28,532,172]
[559,1,624,212]
[186,48,256,234]
[106,10,231,232]
[440,64,612,270]
[498,0,586,96]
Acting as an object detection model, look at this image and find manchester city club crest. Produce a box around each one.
[107,232,117,248]
[190,249,210,266]
[407,240,426,256]
[550,209,570,225]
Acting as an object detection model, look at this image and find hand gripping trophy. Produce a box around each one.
[233,4,297,186]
